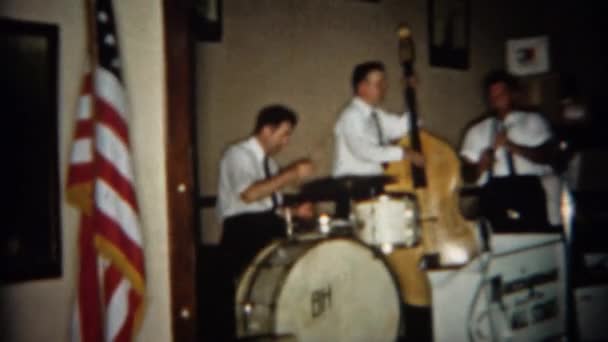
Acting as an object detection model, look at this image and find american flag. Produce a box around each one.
[67,1,145,341]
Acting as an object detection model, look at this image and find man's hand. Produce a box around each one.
[478,148,495,173]
[287,159,314,182]
[292,201,314,220]
[404,147,425,167]
[493,131,508,149]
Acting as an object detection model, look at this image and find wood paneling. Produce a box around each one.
[163,0,198,340]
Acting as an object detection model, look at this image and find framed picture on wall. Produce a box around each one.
[428,0,470,69]
[193,0,223,42]
[0,18,62,283]
[507,36,550,76]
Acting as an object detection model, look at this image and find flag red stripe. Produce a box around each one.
[96,98,129,145]
[67,164,95,186]
[94,152,138,211]
[94,210,145,273]
[113,289,142,342]
[82,73,93,93]
[77,215,103,342]
[103,265,122,307]
[74,120,94,139]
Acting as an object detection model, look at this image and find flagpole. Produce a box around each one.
[85,0,107,337]
[85,0,98,67]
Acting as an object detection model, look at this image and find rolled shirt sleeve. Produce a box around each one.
[460,126,485,163]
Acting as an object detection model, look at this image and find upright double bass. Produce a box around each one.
[384,24,479,307]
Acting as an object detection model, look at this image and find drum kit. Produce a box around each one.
[235,175,425,341]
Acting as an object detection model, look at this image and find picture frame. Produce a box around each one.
[507,36,550,76]
[428,0,471,69]
[0,18,62,283]
[193,0,223,42]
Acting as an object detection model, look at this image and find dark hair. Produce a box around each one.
[253,105,298,134]
[352,61,386,93]
[483,69,519,98]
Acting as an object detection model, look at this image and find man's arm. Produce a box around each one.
[241,160,313,203]
[506,140,557,164]
[461,149,494,183]
[501,113,556,165]
[380,110,409,141]
[460,124,488,183]
[341,113,405,164]
[494,130,557,165]
[461,159,479,184]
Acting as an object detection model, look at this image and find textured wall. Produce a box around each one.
[195,0,541,241]
[0,1,171,341]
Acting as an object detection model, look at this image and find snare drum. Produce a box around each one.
[354,193,420,248]
[236,237,401,341]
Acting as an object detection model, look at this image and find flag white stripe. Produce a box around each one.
[105,278,130,342]
[95,180,142,245]
[77,95,92,120]
[71,139,93,164]
[95,67,128,122]
[96,123,134,182]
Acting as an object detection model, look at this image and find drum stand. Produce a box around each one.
[283,207,294,239]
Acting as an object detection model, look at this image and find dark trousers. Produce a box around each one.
[209,211,286,341]
[401,303,433,342]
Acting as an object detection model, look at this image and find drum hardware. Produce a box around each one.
[295,175,396,218]
[283,207,294,239]
[380,243,395,255]
[353,192,421,249]
[318,213,331,235]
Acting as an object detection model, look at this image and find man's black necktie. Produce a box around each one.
[371,111,385,146]
[263,156,279,210]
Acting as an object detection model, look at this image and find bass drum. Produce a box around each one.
[236,236,401,342]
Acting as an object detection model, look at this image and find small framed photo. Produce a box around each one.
[193,0,223,42]
[428,0,471,70]
[507,36,550,76]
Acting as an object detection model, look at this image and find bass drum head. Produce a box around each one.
[274,238,400,342]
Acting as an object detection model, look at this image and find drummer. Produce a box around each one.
[215,104,314,340]
[332,61,424,177]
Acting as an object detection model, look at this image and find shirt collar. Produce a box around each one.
[352,97,376,116]
[245,136,266,162]
[495,110,519,127]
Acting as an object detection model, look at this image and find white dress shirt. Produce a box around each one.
[217,136,282,220]
[460,111,553,185]
[460,110,562,225]
[332,97,410,176]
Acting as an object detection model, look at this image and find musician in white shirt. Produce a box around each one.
[333,61,424,177]
[460,70,561,225]
[218,106,314,226]
[214,105,313,340]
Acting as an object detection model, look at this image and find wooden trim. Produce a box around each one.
[163,0,198,340]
